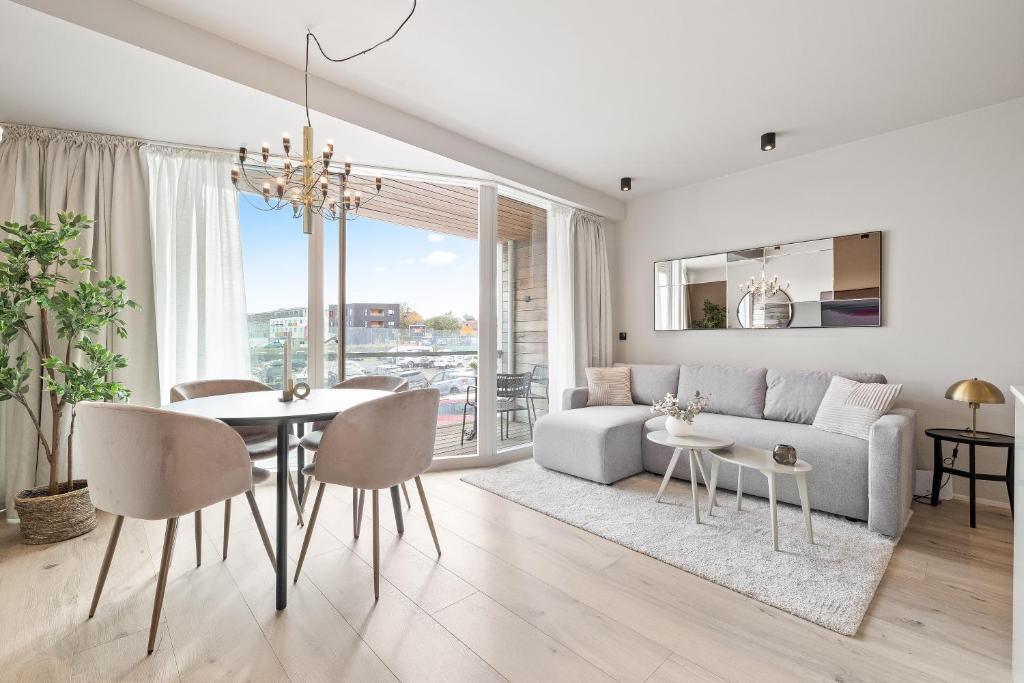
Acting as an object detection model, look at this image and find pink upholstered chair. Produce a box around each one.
[299,374,410,525]
[294,389,442,600]
[170,379,305,561]
[77,402,276,655]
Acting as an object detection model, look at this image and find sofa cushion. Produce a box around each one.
[764,369,887,425]
[533,405,651,484]
[812,376,903,440]
[585,367,634,406]
[677,365,767,419]
[614,363,680,405]
[643,412,869,519]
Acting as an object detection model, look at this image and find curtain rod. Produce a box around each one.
[0,121,588,215]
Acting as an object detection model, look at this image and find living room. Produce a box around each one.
[1,1,1022,681]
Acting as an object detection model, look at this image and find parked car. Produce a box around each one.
[372,363,401,376]
[431,369,476,395]
[344,360,365,378]
[397,369,429,389]
[433,356,460,369]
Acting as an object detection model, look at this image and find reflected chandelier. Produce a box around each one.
[230,1,417,234]
[739,273,789,298]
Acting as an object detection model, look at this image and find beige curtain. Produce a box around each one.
[571,210,613,381]
[0,124,159,519]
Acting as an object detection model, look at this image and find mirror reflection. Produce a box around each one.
[653,231,881,330]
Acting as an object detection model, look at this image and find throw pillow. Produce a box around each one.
[585,367,634,407]
[812,376,902,440]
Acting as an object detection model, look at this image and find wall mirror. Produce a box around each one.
[653,231,881,330]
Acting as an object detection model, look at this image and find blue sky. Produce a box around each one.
[239,200,479,318]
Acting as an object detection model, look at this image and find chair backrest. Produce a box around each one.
[335,375,409,392]
[75,402,252,520]
[170,378,274,440]
[313,388,440,490]
[497,372,531,399]
[531,364,549,397]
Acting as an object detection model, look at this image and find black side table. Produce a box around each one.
[926,428,1014,528]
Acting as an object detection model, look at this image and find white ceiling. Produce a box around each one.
[124,0,1024,197]
[0,1,483,180]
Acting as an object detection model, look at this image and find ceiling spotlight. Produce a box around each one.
[620,177,632,192]
[761,132,776,151]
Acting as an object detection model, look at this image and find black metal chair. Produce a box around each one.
[460,372,534,445]
[527,364,549,421]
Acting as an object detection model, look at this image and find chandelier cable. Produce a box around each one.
[304,0,417,127]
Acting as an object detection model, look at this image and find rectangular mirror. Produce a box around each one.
[653,231,881,330]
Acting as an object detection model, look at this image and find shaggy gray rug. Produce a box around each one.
[462,459,895,635]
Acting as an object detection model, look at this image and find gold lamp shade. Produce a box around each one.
[945,377,1005,439]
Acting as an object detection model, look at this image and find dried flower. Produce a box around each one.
[651,390,711,424]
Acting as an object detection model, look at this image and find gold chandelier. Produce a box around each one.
[229,2,416,234]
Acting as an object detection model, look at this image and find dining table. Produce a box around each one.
[162,387,395,609]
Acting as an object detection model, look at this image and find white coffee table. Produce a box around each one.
[706,444,814,551]
[646,430,734,524]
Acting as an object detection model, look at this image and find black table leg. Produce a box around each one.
[1006,445,1015,514]
[930,437,943,506]
[969,444,977,529]
[276,422,288,610]
[390,486,404,536]
[296,422,305,506]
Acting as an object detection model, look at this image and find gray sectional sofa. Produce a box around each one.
[532,364,916,537]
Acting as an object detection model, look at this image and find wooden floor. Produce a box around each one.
[0,468,1011,682]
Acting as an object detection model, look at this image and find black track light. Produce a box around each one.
[620,177,632,192]
[761,132,776,151]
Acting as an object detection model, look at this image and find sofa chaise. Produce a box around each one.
[532,364,916,537]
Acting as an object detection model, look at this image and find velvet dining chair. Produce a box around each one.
[77,402,276,654]
[294,388,442,600]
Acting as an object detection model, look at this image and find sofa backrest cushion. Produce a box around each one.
[677,365,767,419]
[614,363,680,405]
[764,369,887,425]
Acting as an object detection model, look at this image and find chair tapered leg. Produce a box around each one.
[287,471,305,527]
[352,488,359,536]
[355,489,365,538]
[414,476,441,557]
[89,514,124,618]
[301,474,313,510]
[401,481,412,509]
[294,483,326,583]
[245,490,276,571]
[222,498,231,561]
[372,489,380,600]
[194,509,202,567]
[148,517,178,655]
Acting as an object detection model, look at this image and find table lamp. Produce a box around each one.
[944,378,1005,439]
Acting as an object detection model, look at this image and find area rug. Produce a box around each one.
[462,459,895,635]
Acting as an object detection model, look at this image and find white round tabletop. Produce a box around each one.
[709,443,812,474]
[646,430,734,451]
[161,388,392,426]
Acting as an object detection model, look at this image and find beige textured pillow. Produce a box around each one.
[585,367,634,406]
[812,376,902,440]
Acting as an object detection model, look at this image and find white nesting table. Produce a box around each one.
[707,444,814,551]
[646,430,734,524]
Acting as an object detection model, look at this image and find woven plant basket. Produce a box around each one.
[14,480,97,545]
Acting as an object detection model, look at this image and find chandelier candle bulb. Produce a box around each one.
[230,166,239,184]
[261,144,270,163]
[282,134,291,154]
[276,177,285,197]
[261,182,270,199]
[375,176,382,191]
[344,161,351,176]
[238,146,247,164]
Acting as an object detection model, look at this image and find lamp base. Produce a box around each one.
[958,431,991,440]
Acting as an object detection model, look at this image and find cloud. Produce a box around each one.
[420,250,459,267]
[427,233,445,242]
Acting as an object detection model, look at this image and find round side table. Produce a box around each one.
[925,428,1014,528]
[646,430,733,524]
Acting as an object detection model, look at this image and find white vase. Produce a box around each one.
[665,416,693,437]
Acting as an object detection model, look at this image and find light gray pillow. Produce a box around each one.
[812,376,902,439]
[613,363,680,405]
[764,369,887,425]
[677,365,767,419]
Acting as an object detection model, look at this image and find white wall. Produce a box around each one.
[612,98,1024,503]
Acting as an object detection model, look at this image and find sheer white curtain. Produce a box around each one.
[546,205,613,412]
[0,124,159,517]
[144,146,249,402]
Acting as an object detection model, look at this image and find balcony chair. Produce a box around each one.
[294,389,442,600]
[528,363,549,421]
[460,371,534,445]
[170,379,305,562]
[78,402,276,655]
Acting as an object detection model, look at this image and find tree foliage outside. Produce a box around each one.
[0,213,137,495]
[423,311,462,332]
[400,303,423,327]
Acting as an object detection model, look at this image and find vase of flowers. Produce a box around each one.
[651,391,712,438]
